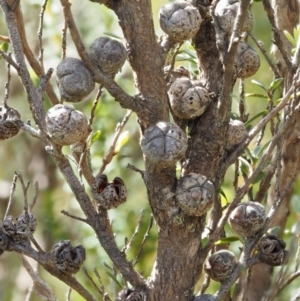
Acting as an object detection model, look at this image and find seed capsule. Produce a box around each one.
[46,104,89,146]
[0,105,20,140]
[225,119,248,151]
[89,37,127,76]
[56,58,95,102]
[229,201,266,238]
[159,1,202,42]
[141,122,187,166]
[205,250,238,282]
[168,78,211,120]
[176,173,215,216]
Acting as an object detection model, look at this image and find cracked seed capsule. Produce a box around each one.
[93,174,127,210]
[56,58,95,102]
[140,121,187,166]
[46,104,89,146]
[159,1,202,42]
[51,240,86,274]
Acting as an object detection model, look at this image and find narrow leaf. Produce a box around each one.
[251,79,267,91]
[284,30,296,47]
[238,157,252,176]
[215,236,240,245]
[114,130,130,154]
[257,140,271,159]
[91,130,101,145]
[181,49,197,59]
[103,32,122,40]
[245,110,267,126]
[267,226,282,236]
[245,93,268,99]
[269,78,283,92]
[252,171,266,184]
[217,187,228,202]
[106,272,123,289]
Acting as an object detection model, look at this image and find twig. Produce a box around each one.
[19,254,59,301]
[37,0,48,70]
[37,67,54,96]
[122,210,144,253]
[14,119,42,139]
[59,0,139,111]
[62,19,68,59]
[0,49,19,70]
[4,172,18,219]
[89,86,103,128]
[3,52,12,106]
[14,5,59,105]
[98,110,132,175]
[127,164,145,179]
[30,181,39,211]
[61,210,89,224]
[0,34,10,42]
[94,268,105,295]
[133,215,153,266]
[67,287,72,301]
[198,274,210,295]
[249,32,281,78]
[83,267,104,296]
[165,42,183,82]
[264,271,300,301]
[218,77,300,183]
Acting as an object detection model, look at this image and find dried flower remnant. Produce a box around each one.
[205,250,238,282]
[46,104,89,146]
[176,173,215,216]
[229,201,266,238]
[56,58,95,103]
[159,1,202,42]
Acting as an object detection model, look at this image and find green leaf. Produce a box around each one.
[253,0,263,2]
[252,171,266,184]
[91,130,101,145]
[217,187,228,203]
[106,272,123,289]
[201,237,209,248]
[245,110,267,127]
[181,49,197,59]
[245,93,268,99]
[0,42,9,53]
[238,157,252,176]
[284,30,296,47]
[215,236,240,245]
[257,140,271,159]
[267,226,282,236]
[269,78,283,92]
[251,79,267,92]
[114,130,130,154]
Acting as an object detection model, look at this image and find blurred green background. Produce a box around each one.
[0,1,299,300]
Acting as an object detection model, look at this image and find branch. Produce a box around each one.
[262,0,293,72]
[19,254,59,301]
[59,0,140,112]
[14,5,59,105]
[217,77,300,184]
